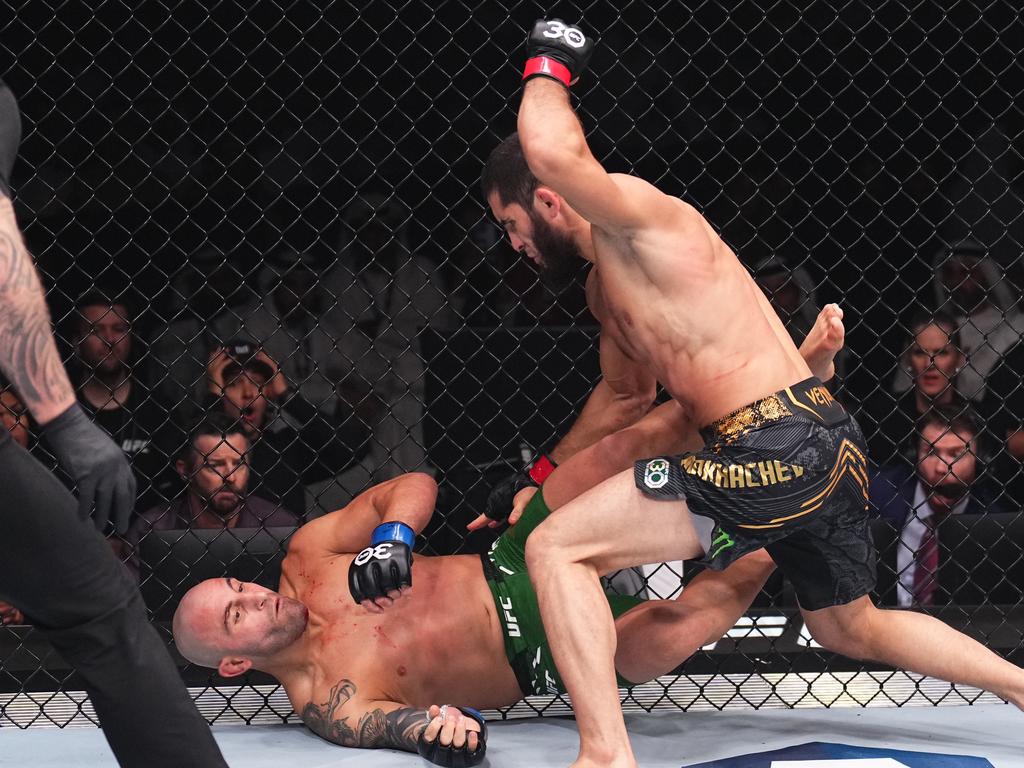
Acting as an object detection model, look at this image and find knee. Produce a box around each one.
[524,519,561,574]
[525,516,585,576]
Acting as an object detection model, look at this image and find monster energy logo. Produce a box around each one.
[709,528,735,559]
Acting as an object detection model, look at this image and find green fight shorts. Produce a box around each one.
[481,488,646,696]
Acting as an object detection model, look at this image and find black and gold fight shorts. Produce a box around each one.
[634,377,875,610]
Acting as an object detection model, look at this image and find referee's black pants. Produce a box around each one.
[0,428,227,767]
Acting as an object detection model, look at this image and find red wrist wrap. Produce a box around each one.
[522,57,571,87]
[528,454,557,484]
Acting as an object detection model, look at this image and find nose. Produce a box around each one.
[508,233,525,253]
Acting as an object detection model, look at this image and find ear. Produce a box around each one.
[534,186,562,219]
[218,657,252,678]
[175,458,188,481]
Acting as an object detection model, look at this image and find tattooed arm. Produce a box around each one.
[0,198,76,425]
[299,679,426,751]
[0,85,137,532]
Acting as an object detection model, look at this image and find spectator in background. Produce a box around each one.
[229,248,374,417]
[324,190,452,482]
[754,256,844,383]
[1,382,30,449]
[149,247,259,415]
[859,311,974,467]
[70,292,174,514]
[890,240,1023,402]
[205,341,370,517]
[122,413,298,578]
[870,407,1004,607]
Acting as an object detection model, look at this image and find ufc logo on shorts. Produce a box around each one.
[499,596,521,638]
[353,543,394,566]
[542,20,587,48]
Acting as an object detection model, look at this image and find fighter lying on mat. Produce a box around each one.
[172,468,771,764]
[171,304,845,765]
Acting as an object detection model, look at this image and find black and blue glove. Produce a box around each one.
[349,521,415,605]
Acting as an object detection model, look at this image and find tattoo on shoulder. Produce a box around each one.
[300,678,426,751]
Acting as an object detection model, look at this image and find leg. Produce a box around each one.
[526,468,706,768]
[614,549,776,683]
[543,400,698,510]
[0,430,227,767]
[804,596,1024,708]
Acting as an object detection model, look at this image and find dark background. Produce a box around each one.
[2,1,1022,404]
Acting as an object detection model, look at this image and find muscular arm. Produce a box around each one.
[292,472,438,556]
[518,78,681,233]
[549,326,656,463]
[0,199,76,425]
[300,678,426,751]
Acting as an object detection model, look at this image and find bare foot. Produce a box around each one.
[800,303,845,382]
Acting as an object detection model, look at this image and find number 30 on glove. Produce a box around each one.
[523,18,595,87]
[349,522,414,606]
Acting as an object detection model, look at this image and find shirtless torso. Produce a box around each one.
[583,182,811,427]
[276,545,522,718]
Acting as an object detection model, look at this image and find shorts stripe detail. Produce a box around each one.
[735,439,867,530]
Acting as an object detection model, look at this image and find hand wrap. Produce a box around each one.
[348,521,414,604]
[523,19,595,87]
[484,453,556,522]
[417,706,487,767]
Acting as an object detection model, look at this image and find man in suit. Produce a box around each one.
[869,405,1004,606]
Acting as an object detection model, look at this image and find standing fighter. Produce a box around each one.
[484,22,1024,768]
[0,80,226,767]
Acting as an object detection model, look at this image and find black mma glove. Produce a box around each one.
[42,403,137,534]
[522,19,596,87]
[349,521,414,605]
[418,706,487,767]
[0,78,22,198]
[484,453,556,523]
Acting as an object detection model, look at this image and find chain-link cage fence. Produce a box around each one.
[1,0,1022,733]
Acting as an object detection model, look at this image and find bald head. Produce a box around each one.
[173,580,229,668]
[172,578,309,677]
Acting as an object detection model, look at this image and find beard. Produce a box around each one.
[528,210,583,286]
[203,486,244,517]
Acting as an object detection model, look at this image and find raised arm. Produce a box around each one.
[292,472,438,557]
[517,22,681,233]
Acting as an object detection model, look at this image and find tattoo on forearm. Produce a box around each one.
[300,678,426,751]
[0,227,74,415]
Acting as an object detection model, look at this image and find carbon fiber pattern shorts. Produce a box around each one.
[634,377,876,610]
